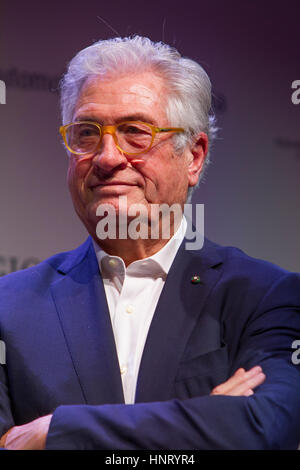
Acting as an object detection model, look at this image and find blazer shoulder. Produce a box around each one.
[0,237,92,291]
[203,238,299,289]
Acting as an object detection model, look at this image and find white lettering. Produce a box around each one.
[0,340,6,365]
[105,454,139,467]
[184,203,204,250]
[151,203,183,240]
[291,80,300,105]
[96,204,117,239]
[128,203,149,240]
[0,80,6,104]
[94,196,205,251]
[149,454,195,464]
[291,339,300,365]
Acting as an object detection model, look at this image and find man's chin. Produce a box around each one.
[88,197,148,221]
[84,196,149,240]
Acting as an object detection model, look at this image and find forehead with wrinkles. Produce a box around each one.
[73,72,169,124]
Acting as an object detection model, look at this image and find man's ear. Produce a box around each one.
[187,132,209,187]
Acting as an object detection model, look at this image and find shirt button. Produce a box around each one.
[126,305,134,314]
[108,259,117,267]
[120,365,127,375]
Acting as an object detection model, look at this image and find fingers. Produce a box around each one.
[211,366,266,397]
[212,367,246,395]
[0,428,12,448]
[3,415,52,450]
[226,367,266,396]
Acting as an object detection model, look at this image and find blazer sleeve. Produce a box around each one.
[0,365,15,437]
[44,271,300,449]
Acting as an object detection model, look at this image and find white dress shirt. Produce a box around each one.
[93,217,187,404]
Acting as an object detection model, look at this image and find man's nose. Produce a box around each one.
[91,133,128,172]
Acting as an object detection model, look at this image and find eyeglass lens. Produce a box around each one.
[65,122,153,155]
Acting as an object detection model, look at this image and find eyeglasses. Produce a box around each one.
[59,120,185,157]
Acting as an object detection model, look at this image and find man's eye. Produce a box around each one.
[118,123,151,136]
[125,126,144,134]
[79,127,97,137]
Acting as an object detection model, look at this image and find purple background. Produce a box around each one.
[0,0,299,274]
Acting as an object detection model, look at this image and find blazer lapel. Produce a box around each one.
[50,238,124,405]
[135,238,223,403]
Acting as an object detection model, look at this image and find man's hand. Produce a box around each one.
[210,366,266,396]
[0,414,52,450]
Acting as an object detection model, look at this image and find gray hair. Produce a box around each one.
[60,36,218,197]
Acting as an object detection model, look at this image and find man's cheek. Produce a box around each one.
[142,182,159,204]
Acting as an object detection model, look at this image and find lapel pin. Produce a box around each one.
[191,275,201,284]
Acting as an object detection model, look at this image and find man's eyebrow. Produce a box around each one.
[73,115,103,123]
[114,114,157,125]
[74,114,157,125]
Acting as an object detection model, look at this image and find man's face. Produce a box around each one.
[67,71,205,237]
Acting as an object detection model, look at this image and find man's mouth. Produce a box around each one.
[90,181,137,188]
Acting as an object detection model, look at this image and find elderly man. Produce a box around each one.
[0,36,299,450]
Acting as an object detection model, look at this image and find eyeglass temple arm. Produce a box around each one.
[156,127,184,133]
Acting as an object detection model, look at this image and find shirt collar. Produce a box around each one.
[93,216,187,279]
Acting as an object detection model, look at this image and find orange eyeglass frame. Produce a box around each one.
[59,120,185,157]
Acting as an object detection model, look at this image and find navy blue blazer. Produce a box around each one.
[0,236,299,449]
